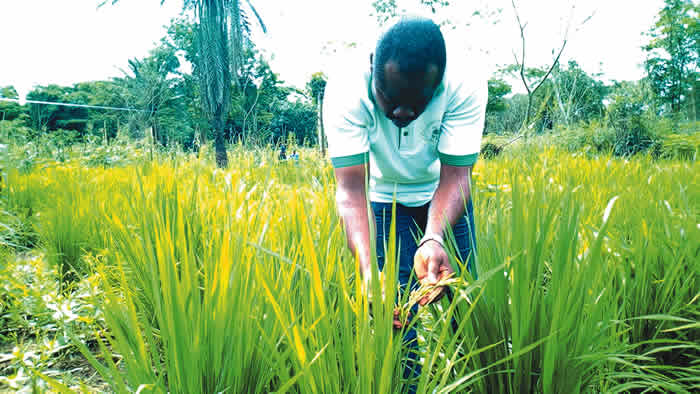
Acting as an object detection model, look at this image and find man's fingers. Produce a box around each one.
[414,243,455,306]
[419,265,454,305]
[393,307,410,329]
[427,257,441,283]
[439,262,455,276]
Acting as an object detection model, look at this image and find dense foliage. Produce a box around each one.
[0,139,697,392]
[0,14,320,152]
[644,0,699,117]
[1,0,697,159]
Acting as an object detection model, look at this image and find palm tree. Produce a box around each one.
[186,0,265,167]
[101,0,265,167]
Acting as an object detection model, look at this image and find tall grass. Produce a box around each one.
[1,169,45,251]
[67,156,414,393]
[1,143,697,392]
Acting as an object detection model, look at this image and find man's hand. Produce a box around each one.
[413,239,454,306]
[417,164,471,306]
[393,307,410,329]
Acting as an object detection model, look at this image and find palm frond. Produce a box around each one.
[244,0,267,34]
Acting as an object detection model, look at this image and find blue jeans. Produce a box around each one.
[371,200,477,390]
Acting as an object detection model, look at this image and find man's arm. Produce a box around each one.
[334,163,373,277]
[414,163,472,305]
[426,164,472,237]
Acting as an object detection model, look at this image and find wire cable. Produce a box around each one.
[0,97,145,112]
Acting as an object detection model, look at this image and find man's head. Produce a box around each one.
[371,16,446,128]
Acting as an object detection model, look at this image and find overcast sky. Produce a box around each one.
[0,0,664,100]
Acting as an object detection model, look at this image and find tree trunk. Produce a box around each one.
[196,0,233,167]
[148,126,154,161]
[692,78,699,122]
[152,120,158,146]
[320,93,326,156]
[214,134,228,168]
[317,92,327,155]
[213,115,228,168]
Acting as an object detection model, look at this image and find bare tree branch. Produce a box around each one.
[512,0,530,95]
[531,39,567,96]
[511,0,575,129]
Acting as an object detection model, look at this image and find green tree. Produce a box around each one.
[498,61,607,132]
[644,0,699,118]
[25,85,73,132]
[493,93,530,133]
[115,45,182,145]
[605,79,659,156]
[229,48,289,145]
[0,86,24,122]
[163,16,209,147]
[484,78,512,134]
[268,100,318,146]
[25,82,134,140]
[163,16,311,149]
[487,78,512,114]
[73,80,129,141]
[549,60,606,126]
[102,0,266,167]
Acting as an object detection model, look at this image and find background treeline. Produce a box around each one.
[0,0,697,159]
[483,0,698,159]
[0,15,323,151]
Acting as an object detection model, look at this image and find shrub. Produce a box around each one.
[0,209,38,251]
[553,121,616,154]
[651,133,700,161]
[611,121,657,157]
[607,110,656,157]
[0,119,34,145]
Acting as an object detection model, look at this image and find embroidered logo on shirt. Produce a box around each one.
[420,120,442,151]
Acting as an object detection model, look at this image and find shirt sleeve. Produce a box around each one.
[437,75,487,167]
[323,71,372,168]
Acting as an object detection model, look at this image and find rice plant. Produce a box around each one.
[1,142,697,392]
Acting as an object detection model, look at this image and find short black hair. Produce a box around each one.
[373,16,447,89]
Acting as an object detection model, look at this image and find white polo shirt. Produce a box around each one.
[324,54,487,207]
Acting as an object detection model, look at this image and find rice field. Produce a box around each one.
[1,142,698,393]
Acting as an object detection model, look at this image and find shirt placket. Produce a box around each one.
[398,125,413,153]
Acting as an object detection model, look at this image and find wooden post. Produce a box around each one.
[317,92,323,154]
[148,126,154,161]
